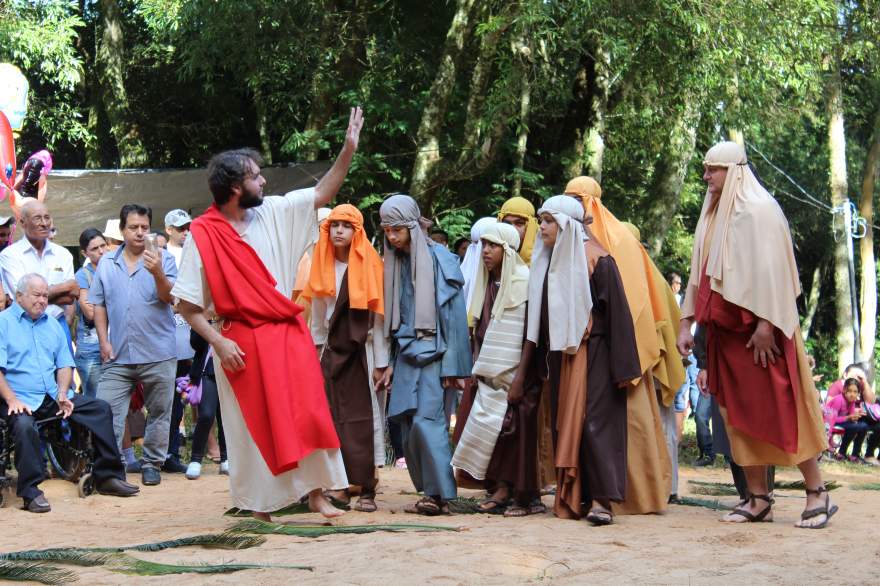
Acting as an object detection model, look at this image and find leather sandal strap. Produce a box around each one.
[805,485,827,496]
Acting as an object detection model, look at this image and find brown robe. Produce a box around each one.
[552,241,640,518]
[320,271,377,492]
[484,275,548,506]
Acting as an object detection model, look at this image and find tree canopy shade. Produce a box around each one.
[2,0,879,377]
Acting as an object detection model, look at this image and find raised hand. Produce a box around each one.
[344,106,364,152]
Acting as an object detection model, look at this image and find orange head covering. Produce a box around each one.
[302,204,384,315]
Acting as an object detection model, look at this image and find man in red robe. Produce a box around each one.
[174,108,364,520]
[677,141,834,529]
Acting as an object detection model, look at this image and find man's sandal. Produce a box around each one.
[353,496,377,513]
[585,508,613,526]
[722,494,773,523]
[404,496,449,516]
[478,496,510,513]
[502,500,546,518]
[798,486,838,529]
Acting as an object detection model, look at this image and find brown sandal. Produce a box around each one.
[586,507,613,526]
[798,486,838,529]
[404,496,449,516]
[723,494,773,523]
[353,496,377,513]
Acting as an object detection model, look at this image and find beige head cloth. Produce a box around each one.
[468,222,529,323]
[681,141,802,338]
[526,195,592,354]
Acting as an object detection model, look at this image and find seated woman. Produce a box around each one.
[825,378,869,462]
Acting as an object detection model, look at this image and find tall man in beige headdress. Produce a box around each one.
[676,141,834,528]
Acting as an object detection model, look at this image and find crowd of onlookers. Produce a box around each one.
[0,200,223,513]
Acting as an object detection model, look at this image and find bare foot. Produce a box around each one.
[309,490,345,518]
[252,511,271,522]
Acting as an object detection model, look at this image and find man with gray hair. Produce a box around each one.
[0,274,139,513]
[0,201,79,341]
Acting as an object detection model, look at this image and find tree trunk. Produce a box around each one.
[559,41,609,182]
[827,67,855,372]
[456,3,509,172]
[96,0,148,167]
[642,98,701,255]
[858,108,880,362]
[801,263,823,342]
[409,0,478,204]
[253,86,273,164]
[510,35,532,198]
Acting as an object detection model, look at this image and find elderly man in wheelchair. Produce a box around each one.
[0,273,139,512]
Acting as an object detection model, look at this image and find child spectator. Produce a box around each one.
[826,378,869,462]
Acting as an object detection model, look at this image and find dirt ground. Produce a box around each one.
[1,460,878,585]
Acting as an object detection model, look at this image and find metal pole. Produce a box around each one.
[843,200,862,364]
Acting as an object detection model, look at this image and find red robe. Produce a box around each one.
[695,270,799,453]
[190,205,340,475]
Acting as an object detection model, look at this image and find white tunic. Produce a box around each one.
[171,189,348,512]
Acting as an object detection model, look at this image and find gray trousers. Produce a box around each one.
[657,388,679,495]
[97,358,177,468]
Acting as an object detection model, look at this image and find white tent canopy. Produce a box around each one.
[36,162,330,246]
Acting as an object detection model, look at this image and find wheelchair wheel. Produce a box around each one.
[44,420,92,482]
[77,473,94,498]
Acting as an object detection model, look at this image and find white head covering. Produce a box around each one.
[379,194,436,336]
[526,195,592,354]
[460,217,498,318]
[681,141,801,338]
[468,222,529,323]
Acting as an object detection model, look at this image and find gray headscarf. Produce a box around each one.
[379,194,437,336]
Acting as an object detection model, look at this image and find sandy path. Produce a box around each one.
[1,462,877,584]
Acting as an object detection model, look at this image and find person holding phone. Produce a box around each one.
[90,204,178,487]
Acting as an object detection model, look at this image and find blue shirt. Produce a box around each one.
[0,303,76,411]
[74,264,100,357]
[88,245,178,366]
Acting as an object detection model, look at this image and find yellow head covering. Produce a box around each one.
[497,196,538,265]
[565,176,659,375]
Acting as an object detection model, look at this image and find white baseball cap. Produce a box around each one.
[103,218,124,242]
[0,215,13,226]
[165,209,192,228]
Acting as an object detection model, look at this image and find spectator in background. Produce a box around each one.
[0,214,14,252]
[0,273,139,513]
[453,237,469,261]
[668,272,682,305]
[91,204,178,487]
[164,209,191,265]
[163,208,195,474]
[826,378,869,462]
[74,228,108,398]
[154,232,168,249]
[0,201,79,347]
[429,227,449,247]
[102,219,124,251]
[826,364,876,403]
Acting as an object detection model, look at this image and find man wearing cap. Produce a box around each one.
[165,209,191,267]
[0,201,79,342]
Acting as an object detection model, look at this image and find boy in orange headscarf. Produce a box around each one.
[302,204,388,512]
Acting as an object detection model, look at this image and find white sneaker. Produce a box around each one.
[185,462,201,480]
[219,460,229,475]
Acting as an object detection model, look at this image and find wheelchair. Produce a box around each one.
[0,415,96,507]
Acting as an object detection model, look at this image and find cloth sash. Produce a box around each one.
[451,303,526,479]
[190,204,340,475]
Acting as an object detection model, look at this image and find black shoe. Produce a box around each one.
[126,459,143,474]
[97,477,140,497]
[24,494,51,513]
[142,466,161,486]
[162,457,187,474]
[668,493,679,504]
[694,455,715,467]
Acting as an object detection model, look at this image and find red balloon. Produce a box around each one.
[0,111,15,189]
